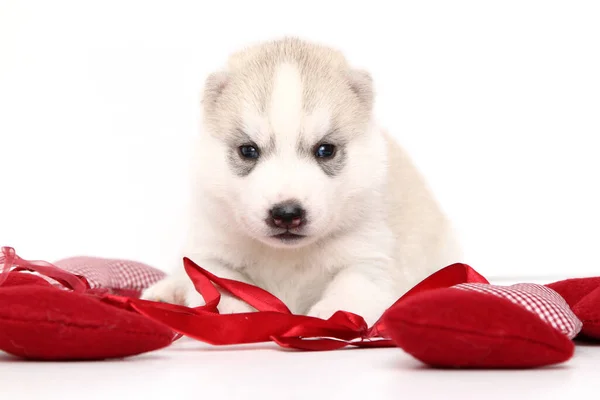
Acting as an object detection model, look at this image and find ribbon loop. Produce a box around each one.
[184,258,291,314]
[1,246,89,292]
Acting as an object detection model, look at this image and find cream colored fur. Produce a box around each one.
[141,37,461,326]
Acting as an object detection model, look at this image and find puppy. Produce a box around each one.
[141,37,461,326]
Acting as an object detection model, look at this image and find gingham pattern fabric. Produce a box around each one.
[453,282,582,339]
[46,256,166,295]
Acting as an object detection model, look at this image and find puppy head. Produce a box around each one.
[198,38,387,248]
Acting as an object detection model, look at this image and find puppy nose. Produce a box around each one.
[269,201,306,229]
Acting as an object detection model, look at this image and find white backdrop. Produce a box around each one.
[1,0,599,280]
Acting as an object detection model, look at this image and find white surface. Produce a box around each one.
[1,1,600,279]
[1,337,598,400]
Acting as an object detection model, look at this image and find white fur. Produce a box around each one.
[269,63,304,140]
[142,38,462,326]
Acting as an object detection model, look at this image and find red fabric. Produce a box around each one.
[572,289,600,339]
[381,287,575,368]
[1,272,54,288]
[394,262,490,300]
[547,277,600,308]
[0,272,174,360]
[547,277,600,340]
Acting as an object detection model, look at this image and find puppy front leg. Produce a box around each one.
[141,259,256,314]
[307,263,398,327]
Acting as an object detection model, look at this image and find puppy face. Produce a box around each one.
[198,39,387,248]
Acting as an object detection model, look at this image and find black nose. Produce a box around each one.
[269,201,306,229]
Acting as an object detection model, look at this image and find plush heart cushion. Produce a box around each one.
[0,274,175,360]
[547,277,600,340]
[382,282,581,369]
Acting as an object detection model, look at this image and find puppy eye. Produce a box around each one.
[239,144,260,160]
[315,143,336,159]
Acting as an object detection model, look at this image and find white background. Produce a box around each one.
[1,0,599,280]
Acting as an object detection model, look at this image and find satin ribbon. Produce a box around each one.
[0,246,489,351]
[0,246,89,291]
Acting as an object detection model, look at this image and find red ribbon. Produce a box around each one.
[0,246,89,292]
[0,246,489,351]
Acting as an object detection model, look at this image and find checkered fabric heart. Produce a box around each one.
[453,282,582,339]
[46,256,167,297]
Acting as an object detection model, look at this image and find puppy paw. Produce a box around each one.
[141,276,189,305]
[215,293,256,314]
[142,276,255,314]
[184,285,255,313]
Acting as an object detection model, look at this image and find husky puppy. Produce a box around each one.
[141,37,461,326]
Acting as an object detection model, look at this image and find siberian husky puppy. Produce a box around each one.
[142,37,461,326]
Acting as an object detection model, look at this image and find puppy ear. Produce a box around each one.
[201,70,229,108]
[347,69,374,108]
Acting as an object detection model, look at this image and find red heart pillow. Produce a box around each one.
[0,248,176,360]
[0,275,175,360]
[382,282,581,368]
[547,277,600,340]
[1,271,54,287]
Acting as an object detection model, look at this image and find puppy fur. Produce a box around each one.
[141,37,461,326]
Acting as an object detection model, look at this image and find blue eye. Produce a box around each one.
[239,145,260,159]
[315,143,336,159]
